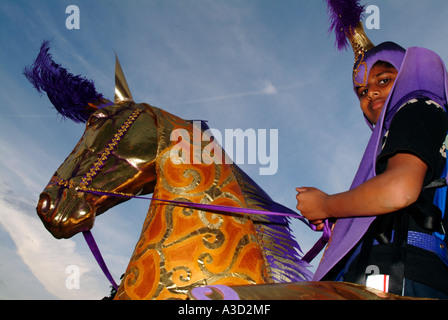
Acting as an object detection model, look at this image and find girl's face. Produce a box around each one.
[356,63,398,125]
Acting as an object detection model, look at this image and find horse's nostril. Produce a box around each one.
[37,193,51,214]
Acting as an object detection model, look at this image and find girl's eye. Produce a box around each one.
[359,89,368,97]
[379,78,390,85]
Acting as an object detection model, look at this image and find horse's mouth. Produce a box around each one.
[37,190,96,239]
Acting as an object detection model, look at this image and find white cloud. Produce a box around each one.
[0,196,106,299]
[262,81,277,95]
[0,128,118,299]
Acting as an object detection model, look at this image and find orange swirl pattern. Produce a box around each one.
[115,107,269,300]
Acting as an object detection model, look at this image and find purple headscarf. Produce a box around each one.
[313,42,448,281]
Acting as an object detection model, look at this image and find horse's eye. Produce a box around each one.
[87,111,108,127]
[87,116,100,127]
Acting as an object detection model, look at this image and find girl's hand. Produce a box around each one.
[296,187,331,228]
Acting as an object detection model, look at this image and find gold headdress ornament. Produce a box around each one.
[325,0,376,86]
[347,22,375,57]
[348,22,375,86]
[114,54,134,103]
[325,0,375,55]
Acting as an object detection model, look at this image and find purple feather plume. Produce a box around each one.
[24,41,109,123]
[325,0,365,50]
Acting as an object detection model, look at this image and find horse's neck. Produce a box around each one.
[148,106,311,283]
[151,105,312,282]
[114,106,270,300]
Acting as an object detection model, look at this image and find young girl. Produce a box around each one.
[296,42,448,298]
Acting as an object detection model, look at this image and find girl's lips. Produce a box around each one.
[370,99,385,110]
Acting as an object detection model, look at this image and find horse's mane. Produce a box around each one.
[230,164,313,282]
[24,41,112,123]
[198,122,313,282]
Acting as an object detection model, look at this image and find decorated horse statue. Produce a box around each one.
[27,41,315,300]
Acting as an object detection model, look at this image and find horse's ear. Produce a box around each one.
[114,54,133,104]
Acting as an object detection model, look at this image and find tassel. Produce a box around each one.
[325,0,366,50]
[24,40,109,123]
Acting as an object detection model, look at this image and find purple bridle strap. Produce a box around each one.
[82,230,119,290]
[79,189,330,289]
[81,188,306,218]
[301,219,331,264]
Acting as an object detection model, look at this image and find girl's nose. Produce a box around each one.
[368,89,380,99]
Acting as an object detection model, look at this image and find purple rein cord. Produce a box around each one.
[82,230,119,290]
[80,188,331,291]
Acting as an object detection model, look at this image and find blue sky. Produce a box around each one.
[1,0,448,299]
